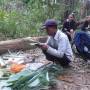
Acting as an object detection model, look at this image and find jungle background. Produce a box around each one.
[0,0,90,40]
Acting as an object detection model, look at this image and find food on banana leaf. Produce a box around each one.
[10,64,26,73]
[6,64,63,90]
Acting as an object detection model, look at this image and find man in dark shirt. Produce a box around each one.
[62,14,77,41]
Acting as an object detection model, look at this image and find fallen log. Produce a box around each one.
[0,36,47,54]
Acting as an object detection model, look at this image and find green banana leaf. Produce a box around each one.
[6,64,63,90]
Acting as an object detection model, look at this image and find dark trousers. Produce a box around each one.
[76,47,90,59]
[80,52,90,59]
[43,50,71,67]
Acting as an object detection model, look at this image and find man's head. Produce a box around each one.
[68,14,75,21]
[43,19,57,36]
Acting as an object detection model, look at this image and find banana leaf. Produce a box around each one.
[6,63,63,90]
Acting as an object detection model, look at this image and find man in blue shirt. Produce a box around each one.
[74,20,90,59]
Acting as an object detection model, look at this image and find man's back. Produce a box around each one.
[74,31,90,52]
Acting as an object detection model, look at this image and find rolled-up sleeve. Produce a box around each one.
[47,37,67,58]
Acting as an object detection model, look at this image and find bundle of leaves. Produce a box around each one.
[6,64,63,90]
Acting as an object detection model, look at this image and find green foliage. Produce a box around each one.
[0,0,81,40]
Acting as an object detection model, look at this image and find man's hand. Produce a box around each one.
[70,29,74,34]
[66,29,74,36]
[66,31,71,35]
[40,44,49,50]
[35,43,49,50]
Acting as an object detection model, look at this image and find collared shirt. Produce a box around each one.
[46,30,73,61]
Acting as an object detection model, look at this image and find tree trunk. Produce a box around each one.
[0,36,47,54]
[80,0,90,18]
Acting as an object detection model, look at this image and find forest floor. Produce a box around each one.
[27,48,90,90]
[55,57,90,90]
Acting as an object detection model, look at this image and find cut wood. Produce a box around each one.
[0,36,47,54]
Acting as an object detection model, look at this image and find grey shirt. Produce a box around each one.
[46,30,73,61]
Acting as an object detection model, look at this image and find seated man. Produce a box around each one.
[62,14,77,41]
[39,19,73,67]
[74,24,90,59]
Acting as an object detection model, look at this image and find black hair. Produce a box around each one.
[81,20,89,31]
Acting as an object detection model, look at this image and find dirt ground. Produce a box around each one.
[27,48,90,90]
[55,57,90,90]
